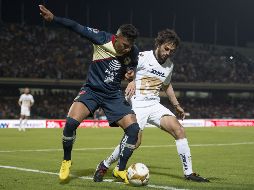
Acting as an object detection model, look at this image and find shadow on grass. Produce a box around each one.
[59,177,71,184]
[205,177,223,182]
[148,165,172,170]
[58,168,95,184]
[148,165,222,183]
[72,168,95,177]
[152,172,184,180]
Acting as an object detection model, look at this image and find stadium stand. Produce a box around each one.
[1,23,254,119]
[1,23,254,82]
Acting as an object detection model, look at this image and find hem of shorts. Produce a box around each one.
[109,111,136,127]
[73,100,94,116]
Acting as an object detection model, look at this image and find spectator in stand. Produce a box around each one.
[1,23,254,83]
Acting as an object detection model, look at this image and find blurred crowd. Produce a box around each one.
[0,89,253,119]
[0,90,73,119]
[161,97,254,119]
[1,23,254,83]
[1,23,254,119]
[0,23,91,79]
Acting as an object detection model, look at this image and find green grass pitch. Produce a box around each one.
[0,127,254,190]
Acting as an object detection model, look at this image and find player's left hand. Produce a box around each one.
[125,81,135,99]
[174,104,185,120]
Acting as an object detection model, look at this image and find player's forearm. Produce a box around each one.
[165,84,179,106]
[53,16,84,35]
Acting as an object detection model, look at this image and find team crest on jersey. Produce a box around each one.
[123,57,131,65]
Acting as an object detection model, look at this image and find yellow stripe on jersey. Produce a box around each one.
[140,76,163,96]
[93,41,117,61]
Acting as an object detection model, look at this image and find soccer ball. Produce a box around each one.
[127,163,149,186]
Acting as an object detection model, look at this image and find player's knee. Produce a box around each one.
[174,126,186,140]
[124,123,140,138]
[63,117,80,137]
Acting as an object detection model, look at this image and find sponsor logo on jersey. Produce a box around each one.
[104,60,121,83]
[109,60,121,71]
[143,97,157,101]
[150,69,165,77]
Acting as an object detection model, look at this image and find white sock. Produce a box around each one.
[23,119,27,131]
[104,144,120,168]
[19,119,23,131]
[175,138,193,175]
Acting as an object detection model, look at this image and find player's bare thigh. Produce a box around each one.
[160,115,186,140]
[116,114,137,129]
[67,101,91,123]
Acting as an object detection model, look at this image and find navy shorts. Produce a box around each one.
[74,87,135,127]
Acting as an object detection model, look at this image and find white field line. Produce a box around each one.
[0,142,254,153]
[0,165,188,190]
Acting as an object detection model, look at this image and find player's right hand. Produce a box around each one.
[174,104,185,120]
[39,5,54,22]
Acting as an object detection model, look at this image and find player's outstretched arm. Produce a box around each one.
[39,5,109,45]
[39,5,84,36]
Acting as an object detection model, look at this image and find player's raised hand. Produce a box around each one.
[39,5,54,22]
[174,104,185,120]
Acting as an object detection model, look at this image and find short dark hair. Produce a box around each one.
[155,29,180,48]
[118,24,139,42]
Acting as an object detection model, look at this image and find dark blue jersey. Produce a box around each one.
[53,16,139,94]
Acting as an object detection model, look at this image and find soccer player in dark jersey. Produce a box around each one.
[39,5,140,183]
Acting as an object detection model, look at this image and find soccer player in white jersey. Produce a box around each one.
[18,88,34,131]
[94,29,209,182]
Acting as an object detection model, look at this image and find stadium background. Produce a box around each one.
[0,0,254,122]
[1,1,254,190]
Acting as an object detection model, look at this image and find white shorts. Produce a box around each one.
[21,107,31,117]
[132,103,175,130]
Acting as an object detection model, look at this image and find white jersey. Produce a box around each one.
[132,50,174,107]
[19,94,34,108]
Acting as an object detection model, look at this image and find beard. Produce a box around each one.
[157,52,167,64]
